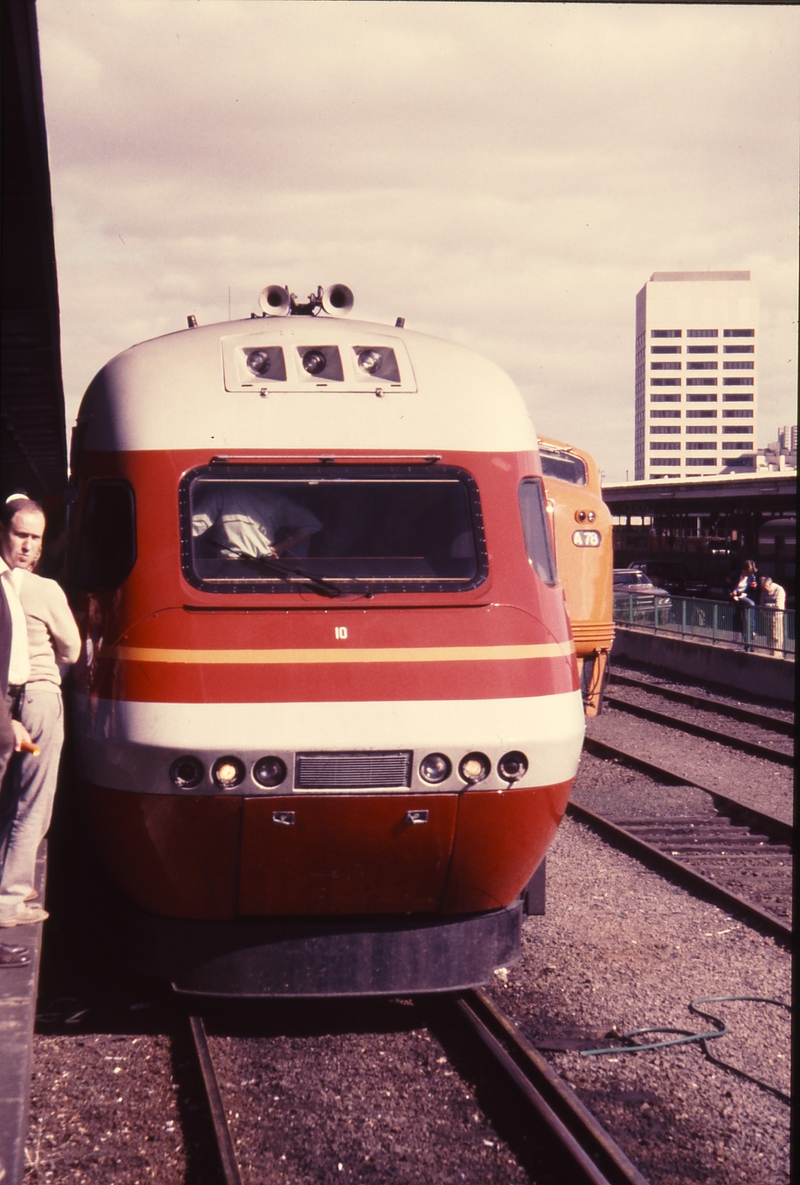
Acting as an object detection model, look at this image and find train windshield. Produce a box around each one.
[182,464,486,594]
[539,447,587,486]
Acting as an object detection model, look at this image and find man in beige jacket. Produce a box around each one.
[0,498,80,928]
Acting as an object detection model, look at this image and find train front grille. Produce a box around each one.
[294,751,413,790]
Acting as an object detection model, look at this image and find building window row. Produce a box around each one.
[687,361,717,370]
[686,442,716,450]
[724,409,753,418]
[722,442,754,450]
[687,345,717,354]
[650,426,681,435]
[723,345,754,353]
[686,378,716,385]
[651,378,681,386]
[685,459,720,467]
[650,442,681,450]
[651,346,681,354]
[651,362,681,370]
[723,426,754,434]
[651,410,681,418]
[650,394,681,403]
[650,329,754,340]
[724,361,754,369]
[686,426,717,434]
[649,457,681,465]
[723,377,753,386]
[687,410,716,418]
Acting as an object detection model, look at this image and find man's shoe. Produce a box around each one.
[0,906,49,927]
[0,943,31,966]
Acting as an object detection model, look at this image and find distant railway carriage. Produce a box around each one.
[539,438,614,715]
[68,284,586,997]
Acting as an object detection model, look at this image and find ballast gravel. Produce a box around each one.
[489,816,791,1185]
[611,658,794,725]
[585,706,794,825]
[606,682,794,757]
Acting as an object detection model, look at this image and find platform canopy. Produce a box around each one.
[1,0,68,501]
[602,473,795,519]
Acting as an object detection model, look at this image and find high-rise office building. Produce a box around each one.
[634,272,758,480]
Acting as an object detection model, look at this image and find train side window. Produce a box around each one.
[518,480,557,586]
[75,479,137,591]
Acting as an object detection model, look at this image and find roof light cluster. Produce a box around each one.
[240,342,400,387]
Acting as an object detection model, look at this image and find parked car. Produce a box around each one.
[613,569,672,621]
[626,561,711,599]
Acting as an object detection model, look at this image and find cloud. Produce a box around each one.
[39,0,800,479]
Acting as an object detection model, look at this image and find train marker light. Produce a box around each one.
[253,756,288,789]
[459,752,491,784]
[169,756,204,789]
[212,757,246,788]
[498,751,528,783]
[419,753,452,784]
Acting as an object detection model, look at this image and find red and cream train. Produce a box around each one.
[68,284,596,996]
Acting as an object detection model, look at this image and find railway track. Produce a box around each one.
[187,994,650,1185]
[576,738,792,943]
[609,671,794,737]
[604,681,793,766]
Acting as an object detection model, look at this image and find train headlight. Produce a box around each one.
[419,753,451,784]
[247,350,271,377]
[459,752,491,785]
[302,349,327,376]
[212,756,245,789]
[253,756,288,789]
[169,756,204,789]
[574,509,596,524]
[498,751,528,783]
[358,349,382,374]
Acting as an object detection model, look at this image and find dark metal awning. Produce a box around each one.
[1,0,68,500]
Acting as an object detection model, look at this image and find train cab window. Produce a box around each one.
[518,479,557,586]
[181,464,486,594]
[75,479,137,591]
[538,446,587,486]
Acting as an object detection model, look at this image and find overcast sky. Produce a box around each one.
[38,1,799,481]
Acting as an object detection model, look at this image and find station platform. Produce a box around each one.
[612,626,795,703]
[0,842,46,1185]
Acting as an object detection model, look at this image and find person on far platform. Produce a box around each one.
[759,574,786,656]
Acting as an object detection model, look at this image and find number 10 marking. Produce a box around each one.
[335,626,348,640]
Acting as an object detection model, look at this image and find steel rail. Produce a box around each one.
[603,692,794,766]
[454,990,651,1185]
[566,803,791,944]
[610,672,794,736]
[582,736,793,845]
[188,1015,244,1185]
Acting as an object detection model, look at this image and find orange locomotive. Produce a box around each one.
[539,438,614,716]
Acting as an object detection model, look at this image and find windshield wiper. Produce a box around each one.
[208,541,342,598]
